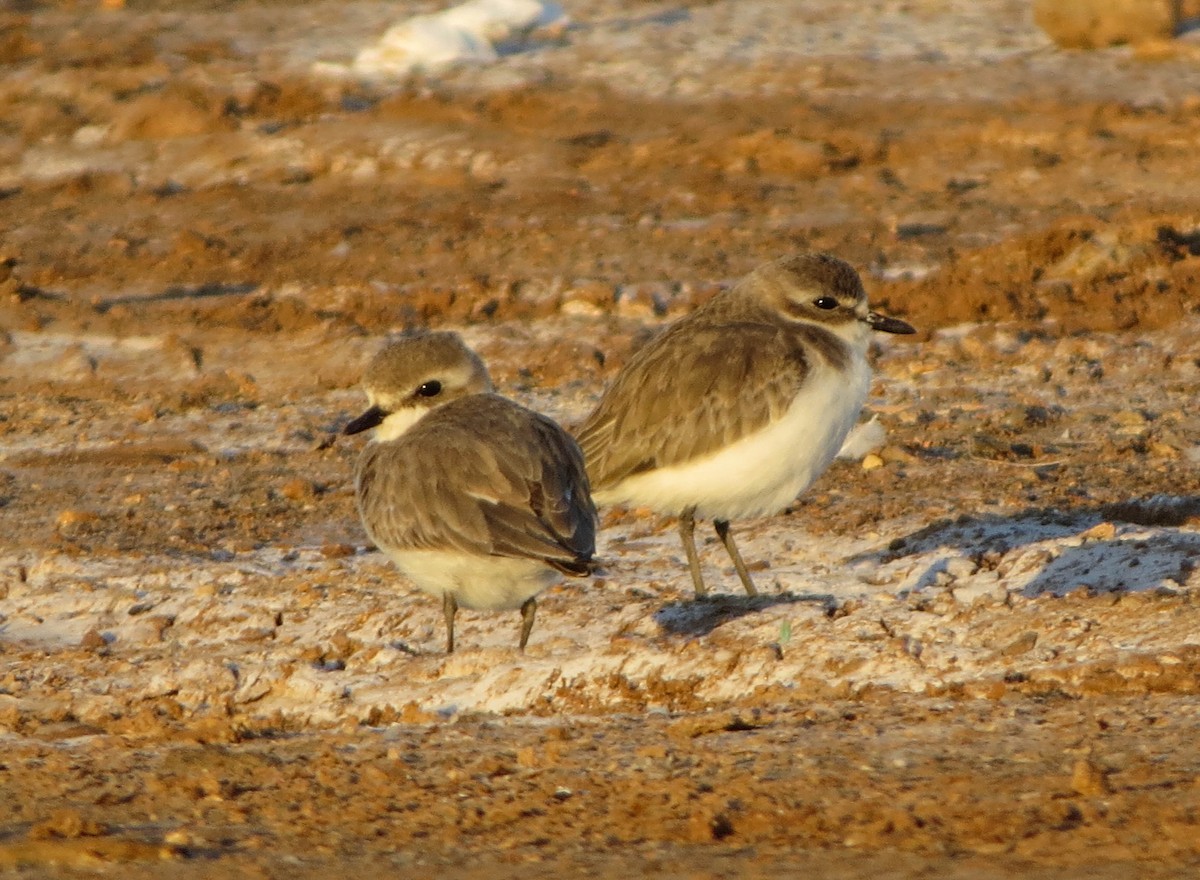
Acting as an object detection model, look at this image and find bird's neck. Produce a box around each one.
[372,406,430,443]
[786,319,866,373]
[823,316,872,353]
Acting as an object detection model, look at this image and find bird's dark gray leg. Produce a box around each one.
[679,507,708,597]
[519,597,537,650]
[443,592,457,654]
[714,519,758,597]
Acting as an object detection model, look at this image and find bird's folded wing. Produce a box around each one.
[356,402,596,566]
[577,320,810,489]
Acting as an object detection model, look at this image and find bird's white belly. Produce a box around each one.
[595,358,870,520]
[382,549,556,610]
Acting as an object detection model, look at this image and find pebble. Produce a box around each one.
[613,282,671,318]
[1070,758,1111,796]
[56,509,101,529]
[879,445,918,465]
[1079,522,1116,542]
[162,828,195,847]
[279,478,317,501]
[943,556,977,580]
[80,627,108,649]
[559,298,604,318]
[1000,631,1039,657]
[951,580,1008,606]
[1033,0,1178,49]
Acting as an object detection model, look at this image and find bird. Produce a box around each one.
[343,330,597,653]
[576,252,914,598]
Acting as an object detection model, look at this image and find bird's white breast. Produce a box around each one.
[382,549,557,610]
[594,352,871,520]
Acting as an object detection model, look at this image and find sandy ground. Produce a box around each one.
[2,1,1200,876]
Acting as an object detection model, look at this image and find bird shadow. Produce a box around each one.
[654,591,834,637]
[849,494,1200,598]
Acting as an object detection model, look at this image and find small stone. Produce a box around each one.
[879,445,918,465]
[861,453,884,471]
[943,556,977,580]
[80,628,108,650]
[1034,0,1178,49]
[614,282,671,318]
[560,279,612,317]
[1147,441,1178,459]
[1000,631,1039,657]
[953,582,984,605]
[28,808,107,840]
[163,828,194,847]
[1080,522,1116,542]
[1112,410,1148,436]
[559,298,604,317]
[108,89,226,142]
[56,509,101,529]
[279,478,316,501]
[129,615,175,644]
[1071,758,1111,796]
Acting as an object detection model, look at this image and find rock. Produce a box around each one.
[79,628,108,650]
[613,282,671,318]
[348,0,567,77]
[879,445,919,465]
[56,509,101,530]
[1079,521,1117,542]
[1000,631,1039,657]
[28,808,107,840]
[943,556,977,580]
[108,89,229,143]
[951,577,1007,606]
[1033,0,1179,49]
[1071,758,1111,796]
[279,478,317,501]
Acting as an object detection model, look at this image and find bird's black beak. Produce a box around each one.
[344,405,386,436]
[867,311,916,335]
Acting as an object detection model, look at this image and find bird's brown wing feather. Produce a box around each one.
[576,318,811,490]
[356,396,596,570]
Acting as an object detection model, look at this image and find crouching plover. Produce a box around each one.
[577,252,914,597]
[343,331,597,653]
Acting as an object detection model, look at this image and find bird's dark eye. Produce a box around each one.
[416,380,442,397]
[814,296,838,310]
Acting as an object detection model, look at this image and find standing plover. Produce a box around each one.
[577,252,914,597]
[344,331,597,652]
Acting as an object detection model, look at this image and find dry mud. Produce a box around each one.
[2,1,1200,877]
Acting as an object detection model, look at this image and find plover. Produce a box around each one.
[577,252,914,597]
[343,331,597,653]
